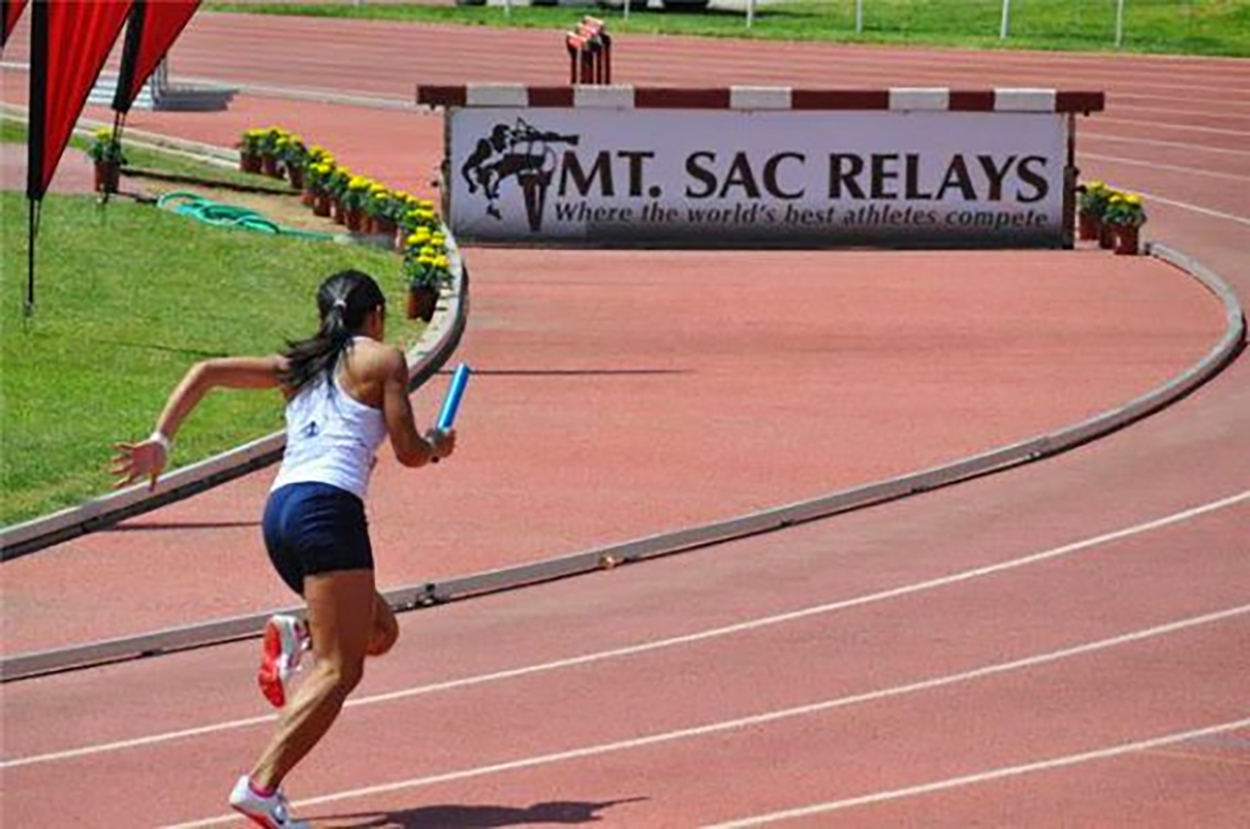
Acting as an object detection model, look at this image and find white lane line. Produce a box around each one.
[5,490,1247,771]
[1132,189,1250,227]
[1083,132,1250,158]
[704,716,1250,828]
[1111,103,1250,122]
[163,604,1250,828]
[1098,116,1250,138]
[1079,152,1250,182]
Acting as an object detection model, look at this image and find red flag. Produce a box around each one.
[2,0,29,49]
[27,0,133,200]
[113,0,200,113]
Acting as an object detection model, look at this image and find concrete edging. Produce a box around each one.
[0,242,1242,681]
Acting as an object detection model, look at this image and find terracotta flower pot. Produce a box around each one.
[261,154,280,178]
[287,166,305,191]
[1077,211,1100,241]
[301,189,316,208]
[406,283,439,322]
[239,152,262,174]
[93,161,120,194]
[1114,224,1140,256]
[332,198,346,225]
[345,208,364,233]
[1098,222,1117,250]
[313,194,331,217]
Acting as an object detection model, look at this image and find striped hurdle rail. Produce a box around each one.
[567,16,611,85]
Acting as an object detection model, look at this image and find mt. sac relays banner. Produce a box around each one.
[447,108,1068,247]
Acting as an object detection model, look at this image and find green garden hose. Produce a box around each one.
[156,192,338,241]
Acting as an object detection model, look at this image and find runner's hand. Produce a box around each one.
[426,428,456,461]
[110,438,168,491]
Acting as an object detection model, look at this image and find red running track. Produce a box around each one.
[2,12,1248,827]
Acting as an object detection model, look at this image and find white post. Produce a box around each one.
[1000,0,1011,40]
[1115,0,1125,48]
[505,0,512,18]
[856,0,863,34]
[747,0,754,29]
[624,0,629,22]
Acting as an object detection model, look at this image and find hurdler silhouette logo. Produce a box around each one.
[461,118,580,232]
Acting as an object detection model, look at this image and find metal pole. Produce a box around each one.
[1115,0,1125,48]
[624,0,629,23]
[505,0,512,19]
[747,0,754,29]
[1000,0,1011,40]
[25,199,36,317]
[856,0,863,34]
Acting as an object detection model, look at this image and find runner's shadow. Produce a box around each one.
[319,797,648,827]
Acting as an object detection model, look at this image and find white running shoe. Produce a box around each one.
[229,775,308,829]
[258,614,309,708]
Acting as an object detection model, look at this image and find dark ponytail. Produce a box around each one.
[281,269,386,393]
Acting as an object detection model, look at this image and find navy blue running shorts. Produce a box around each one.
[262,482,374,596]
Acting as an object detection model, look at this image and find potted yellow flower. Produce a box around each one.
[88,127,126,194]
[301,146,332,207]
[1077,180,1111,243]
[364,183,395,235]
[305,158,336,216]
[1103,192,1147,256]
[276,133,308,191]
[237,128,266,174]
[402,232,449,321]
[259,126,286,178]
[340,175,373,233]
[326,166,352,225]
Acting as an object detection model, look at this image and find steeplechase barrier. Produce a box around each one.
[417,85,1104,248]
[566,16,611,85]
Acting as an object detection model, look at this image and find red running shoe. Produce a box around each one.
[258,614,308,708]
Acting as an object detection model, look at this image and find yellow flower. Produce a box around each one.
[434,256,449,270]
[1126,194,1142,206]
[420,245,437,258]
[1088,180,1105,191]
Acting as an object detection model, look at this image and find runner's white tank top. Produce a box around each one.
[270,361,388,501]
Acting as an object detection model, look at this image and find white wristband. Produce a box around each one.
[150,430,172,453]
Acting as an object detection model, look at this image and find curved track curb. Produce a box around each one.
[1,243,1241,681]
[0,233,470,563]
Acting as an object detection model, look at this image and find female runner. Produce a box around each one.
[112,269,455,827]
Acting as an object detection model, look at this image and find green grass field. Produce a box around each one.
[206,0,1250,56]
[1,125,422,526]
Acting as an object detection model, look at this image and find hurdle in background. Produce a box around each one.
[567,16,611,85]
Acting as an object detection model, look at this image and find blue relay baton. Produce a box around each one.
[431,363,470,461]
